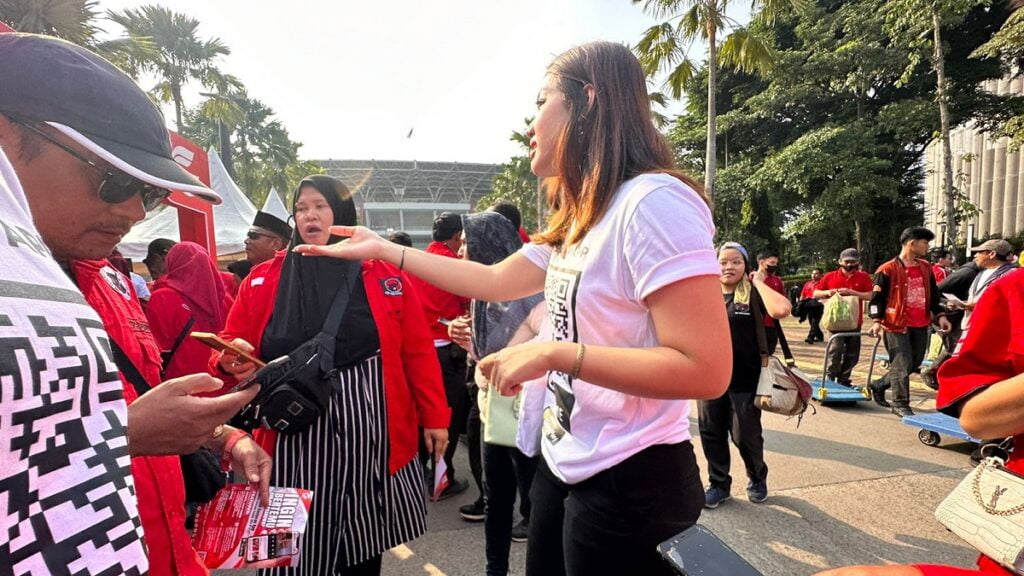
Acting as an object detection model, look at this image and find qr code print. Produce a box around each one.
[1,298,147,575]
[544,266,580,343]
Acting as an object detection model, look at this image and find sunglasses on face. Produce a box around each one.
[16,121,171,211]
[246,230,277,241]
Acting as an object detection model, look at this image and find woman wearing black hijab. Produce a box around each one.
[214,175,450,575]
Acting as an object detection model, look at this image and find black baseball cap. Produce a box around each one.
[0,33,220,204]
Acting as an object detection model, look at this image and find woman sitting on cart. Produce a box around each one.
[817,268,1024,575]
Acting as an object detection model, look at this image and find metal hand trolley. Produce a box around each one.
[811,331,880,404]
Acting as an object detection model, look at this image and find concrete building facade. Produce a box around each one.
[317,159,502,246]
[923,76,1024,245]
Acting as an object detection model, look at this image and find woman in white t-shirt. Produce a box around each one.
[296,41,731,576]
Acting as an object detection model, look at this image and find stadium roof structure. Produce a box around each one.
[317,159,501,206]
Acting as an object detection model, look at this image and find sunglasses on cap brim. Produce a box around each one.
[14,119,171,211]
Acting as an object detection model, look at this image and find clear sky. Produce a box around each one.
[96,0,687,165]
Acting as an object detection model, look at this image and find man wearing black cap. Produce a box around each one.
[245,210,292,267]
[0,33,269,574]
[409,212,471,499]
[814,248,874,387]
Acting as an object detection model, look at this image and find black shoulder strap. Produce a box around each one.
[162,317,195,372]
[775,319,796,366]
[750,284,796,365]
[312,268,361,371]
[108,336,152,396]
[749,286,769,360]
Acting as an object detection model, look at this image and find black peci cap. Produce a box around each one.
[252,211,293,240]
[0,33,220,203]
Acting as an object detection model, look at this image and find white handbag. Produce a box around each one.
[754,354,813,417]
[750,292,813,419]
[935,451,1024,574]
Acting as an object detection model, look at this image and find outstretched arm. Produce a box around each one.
[295,225,547,302]
[480,275,732,400]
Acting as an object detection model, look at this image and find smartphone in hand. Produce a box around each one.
[191,331,266,368]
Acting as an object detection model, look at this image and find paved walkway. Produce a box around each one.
[218,318,978,575]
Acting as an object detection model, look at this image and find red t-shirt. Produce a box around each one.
[932,264,948,284]
[817,269,873,325]
[905,265,930,328]
[800,280,818,300]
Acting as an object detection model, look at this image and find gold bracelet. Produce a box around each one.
[570,343,586,380]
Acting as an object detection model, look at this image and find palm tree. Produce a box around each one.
[633,0,807,199]
[0,0,155,75]
[107,5,239,131]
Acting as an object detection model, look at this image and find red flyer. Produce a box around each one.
[191,484,314,569]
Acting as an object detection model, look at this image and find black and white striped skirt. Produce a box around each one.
[261,353,426,575]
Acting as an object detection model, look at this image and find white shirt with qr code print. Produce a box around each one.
[0,148,148,575]
[519,173,719,484]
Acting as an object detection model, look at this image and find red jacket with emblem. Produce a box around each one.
[211,252,450,474]
[71,260,207,576]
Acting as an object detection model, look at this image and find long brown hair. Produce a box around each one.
[533,41,706,248]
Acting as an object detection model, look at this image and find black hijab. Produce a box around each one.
[261,175,379,366]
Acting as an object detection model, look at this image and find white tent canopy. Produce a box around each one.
[261,187,290,221]
[119,148,257,260]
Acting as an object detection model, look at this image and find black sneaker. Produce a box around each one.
[870,383,891,408]
[511,518,529,542]
[892,405,915,418]
[434,477,469,502]
[704,486,731,509]
[459,498,486,522]
[747,480,768,504]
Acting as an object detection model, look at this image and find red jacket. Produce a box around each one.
[409,242,470,341]
[212,253,451,474]
[146,286,233,382]
[72,260,207,576]
[932,269,1024,575]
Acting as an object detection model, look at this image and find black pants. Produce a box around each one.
[466,370,484,500]
[826,331,861,385]
[526,442,704,576]
[483,443,537,576]
[879,327,930,407]
[420,344,468,481]
[697,391,768,491]
[804,301,824,341]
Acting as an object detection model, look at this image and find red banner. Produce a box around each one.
[166,131,217,259]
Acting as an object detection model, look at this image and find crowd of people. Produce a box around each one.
[2,30,1023,576]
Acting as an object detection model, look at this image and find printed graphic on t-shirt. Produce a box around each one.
[0,281,146,576]
[906,267,929,327]
[543,260,582,443]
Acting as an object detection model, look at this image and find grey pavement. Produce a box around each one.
[222,318,982,575]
